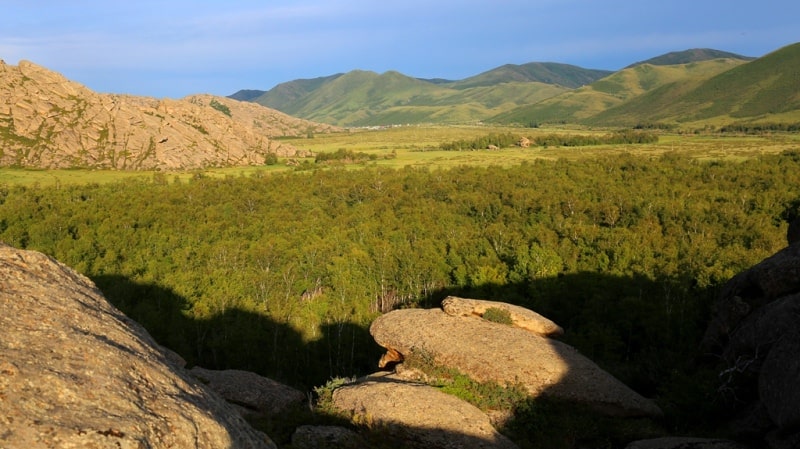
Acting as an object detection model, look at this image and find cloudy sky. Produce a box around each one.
[1,1,797,98]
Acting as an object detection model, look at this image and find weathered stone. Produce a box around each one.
[291,425,368,449]
[759,327,800,431]
[701,243,800,353]
[371,308,662,418]
[722,293,800,374]
[441,296,564,337]
[332,372,519,449]
[189,366,306,417]
[0,244,275,448]
[700,241,800,445]
[0,60,340,170]
[624,437,749,449]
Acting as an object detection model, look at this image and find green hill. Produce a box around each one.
[231,44,800,127]
[237,63,607,126]
[446,62,612,89]
[228,89,266,102]
[248,73,344,113]
[248,70,567,126]
[490,58,747,125]
[625,48,754,68]
[589,42,800,126]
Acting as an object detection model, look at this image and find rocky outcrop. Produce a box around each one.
[701,243,800,354]
[332,372,519,449]
[700,237,800,447]
[370,305,662,418]
[189,367,306,418]
[441,296,563,336]
[0,59,340,170]
[0,244,275,448]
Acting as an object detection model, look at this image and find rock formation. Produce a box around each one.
[370,305,663,418]
[189,366,306,418]
[332,372,519,449]
[441,296,564,336]
[0,59,340,170]
[0,244,275,448]
[700,234,800,448]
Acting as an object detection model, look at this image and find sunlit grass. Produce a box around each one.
[2,125,797,186]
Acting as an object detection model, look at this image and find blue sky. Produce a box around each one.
[1,1,797,98]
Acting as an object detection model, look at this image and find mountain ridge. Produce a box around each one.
[586,42,800,125]
[231,47,764,127]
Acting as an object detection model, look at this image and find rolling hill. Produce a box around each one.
[232,47,783,127]
[232,63,609,126]
[624,48,755,68]
[490,57,749,125]
[445,62,613,89]
[587,42,800,126]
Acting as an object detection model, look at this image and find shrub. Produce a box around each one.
[482,307,513,325]
[209,99,232,117]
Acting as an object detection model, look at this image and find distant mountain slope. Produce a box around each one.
[0,60,339,170]
[247,73,344,112]
[625,48,755,68]
[447,62,613,89]
[228,89,266,102]
[589,42,800,125]
[231,44,798,127]
[490,58,747,125]
[247,70,568,126]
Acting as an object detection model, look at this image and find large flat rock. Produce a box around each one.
[0,244,275,448]
[371,308,662,418]
[332,372,518,449]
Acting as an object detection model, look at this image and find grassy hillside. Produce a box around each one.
[251,70,567,126]
[235,43,799,128]
[590,42,800,126]
[625,48,754,68]
[245,63,607,126]
[446,62,612,89]
[490,58,746,125]
[249,73,344,112]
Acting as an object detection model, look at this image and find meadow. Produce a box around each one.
[2,124,797,186]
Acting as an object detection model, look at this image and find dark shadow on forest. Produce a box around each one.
[92,269,737,449]
[92,274,383,390]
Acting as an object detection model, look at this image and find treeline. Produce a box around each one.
[532,129,658,146]
[315,148,378,164]
[718,122,800,134]
[438,130,658,150]
[438,132,520,151]
[0,152,797,418]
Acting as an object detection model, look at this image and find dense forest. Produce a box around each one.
[2,151,799,432]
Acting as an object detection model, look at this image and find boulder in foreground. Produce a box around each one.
[371,307,662,418]
[0,244,275,448]
[332,372,519,449]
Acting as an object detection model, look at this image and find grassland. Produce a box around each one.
[2,124,798,186]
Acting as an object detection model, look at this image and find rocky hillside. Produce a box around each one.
[0,60,340,170]
[0,243,277,448]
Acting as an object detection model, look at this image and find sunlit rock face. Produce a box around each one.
[0,243,276,449]
[0,59,339,170]
[370,301,663,418]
